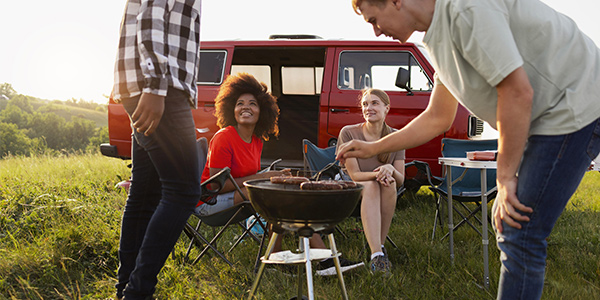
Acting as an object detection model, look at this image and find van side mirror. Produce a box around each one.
[395,67,414,96]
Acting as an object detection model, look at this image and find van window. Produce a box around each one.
[281,67,323,95]
[231,65,272,92]
[338,51,432,92]
[197,50,227,85]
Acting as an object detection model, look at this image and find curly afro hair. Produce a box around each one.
[213,72,280,141]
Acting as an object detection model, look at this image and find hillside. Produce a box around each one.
[0,94,108,128]
[0,85,110,157]
[33,100,108,128]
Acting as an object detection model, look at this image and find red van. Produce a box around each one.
[101,36,485,178]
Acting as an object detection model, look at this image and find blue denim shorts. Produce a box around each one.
[194,192,235,216]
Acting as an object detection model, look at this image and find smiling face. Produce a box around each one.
[361,93,390,124]
[360,0,414,44]
[234,93,260,126]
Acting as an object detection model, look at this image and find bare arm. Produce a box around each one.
[343,157,378,182]
[336,84,458,163]
[390,159,405,185]
[493,67,534,232]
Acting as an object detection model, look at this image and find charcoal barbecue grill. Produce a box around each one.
[244,179,363,300]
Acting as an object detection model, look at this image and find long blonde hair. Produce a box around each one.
[360,88,393,164]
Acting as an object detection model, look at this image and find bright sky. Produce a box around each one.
[0,0,598,104]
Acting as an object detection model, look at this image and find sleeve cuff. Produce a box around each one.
[143,77,168,96]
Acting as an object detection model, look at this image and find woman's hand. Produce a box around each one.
[378,175,395,187]
[374,164,395,180]
[374,164,395,187]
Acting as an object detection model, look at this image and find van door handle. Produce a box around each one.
[204,103,215,107]
[330,108,349,113]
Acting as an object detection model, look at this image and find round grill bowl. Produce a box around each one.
[244,179,362,234]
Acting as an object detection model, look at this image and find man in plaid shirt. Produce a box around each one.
[112,0,202,299]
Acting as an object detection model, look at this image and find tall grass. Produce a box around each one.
[1,154,598,299]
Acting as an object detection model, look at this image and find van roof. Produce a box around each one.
[199,39,418,48]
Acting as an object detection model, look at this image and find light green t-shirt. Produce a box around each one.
[423,0,600,135]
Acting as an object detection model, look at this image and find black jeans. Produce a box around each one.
[116,88,201,300]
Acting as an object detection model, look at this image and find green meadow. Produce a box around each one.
[1,153,598,299]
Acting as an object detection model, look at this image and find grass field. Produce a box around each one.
[1,153,598,299]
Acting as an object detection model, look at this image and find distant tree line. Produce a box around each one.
[0,83,108,158]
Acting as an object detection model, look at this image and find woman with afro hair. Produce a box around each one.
[195,72,291,215]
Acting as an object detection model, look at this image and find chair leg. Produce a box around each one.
[192,207,248,266]
[184,220,204,262]
[335,226,349,239]
[441,201,496,240]
[228,221,256,253]
[451,203,483,236]
[455,202,495,237]
[190,226,234,266]
[385,235,399,249]
[431,195,445,241]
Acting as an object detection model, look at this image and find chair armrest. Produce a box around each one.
[200,167,231,205]
[408,160,443,187]
[312,161,343,180]
[258,158,282,173]
[396,185,406,197]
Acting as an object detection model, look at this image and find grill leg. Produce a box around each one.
[328,234,349,300]
[302,237,315,300]
[248,232,278,300]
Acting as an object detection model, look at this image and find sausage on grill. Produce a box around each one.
[300,180,344,190]
[270,176,310,185]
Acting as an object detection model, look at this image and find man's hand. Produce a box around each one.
[493,176,533,233]
[132,93,165,136]
[335,140,376,164]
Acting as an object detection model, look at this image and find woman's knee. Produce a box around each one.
[359,181,381,202]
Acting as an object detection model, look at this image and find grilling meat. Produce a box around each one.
[270,175,310,185]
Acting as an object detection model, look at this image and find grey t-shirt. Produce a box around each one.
[423,0,600,135]
[337,123,405,172]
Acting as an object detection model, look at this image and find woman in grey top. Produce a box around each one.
[337,89,405,274]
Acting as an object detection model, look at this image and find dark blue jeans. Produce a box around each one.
[493,118,600,300]
[116,88,201,300]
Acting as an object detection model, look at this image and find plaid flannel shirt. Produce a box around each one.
[113,0,201,108]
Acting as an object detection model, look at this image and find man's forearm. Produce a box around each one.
[376,83,458,154]
[496,67,533,183]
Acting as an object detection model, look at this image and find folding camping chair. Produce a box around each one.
[302,139,338,179]
[181,137,267,268]
[429,138,498,241]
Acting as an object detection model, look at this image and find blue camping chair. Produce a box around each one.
[430,138,498,241]
[302,139,339,179]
